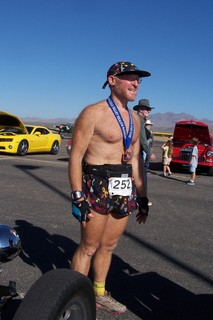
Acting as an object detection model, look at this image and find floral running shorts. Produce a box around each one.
[82,165,138,216]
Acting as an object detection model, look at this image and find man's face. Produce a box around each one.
[109,74,141,102]
[138,107,151,118]
[146,125,152,130]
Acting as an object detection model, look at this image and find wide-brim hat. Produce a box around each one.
[145,119,154,126]
[133,99,154,111]
[102,61,151,89]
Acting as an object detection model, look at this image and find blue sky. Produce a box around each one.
[0,0,212,121]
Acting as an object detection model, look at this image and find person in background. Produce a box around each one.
[161,139,173,176]
[69,61,151,313]
[145,119,155,175]
[133,99,156,206]
[187,137,199,185]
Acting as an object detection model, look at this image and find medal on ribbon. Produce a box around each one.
[122,150,132,163]
[107,96,134,163]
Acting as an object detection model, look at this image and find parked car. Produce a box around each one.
[0,111,61,156]
[171,120,213,176]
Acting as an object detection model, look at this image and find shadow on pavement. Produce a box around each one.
[107,255,213,320]
[14,219,77,273]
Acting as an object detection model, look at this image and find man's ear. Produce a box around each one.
[108,75,116,86]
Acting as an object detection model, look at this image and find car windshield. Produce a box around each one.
[26,126,34,134]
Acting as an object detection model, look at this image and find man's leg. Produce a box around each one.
[71,210,110,275]
[92,213,129,283]
[92,213,129,313]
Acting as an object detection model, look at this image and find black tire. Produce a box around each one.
[17,140,28,156]
[50,140,60,155]
[207,166,213,176]
[13,269,96,320]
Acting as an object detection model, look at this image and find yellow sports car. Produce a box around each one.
[0,111,61,156]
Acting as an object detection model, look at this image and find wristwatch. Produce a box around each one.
[71,191,85,201]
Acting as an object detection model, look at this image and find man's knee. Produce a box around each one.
[83,244,98,257]
[101,242,118,253]
[86,249,95,257]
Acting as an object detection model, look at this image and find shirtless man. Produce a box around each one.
[69,61,151,313]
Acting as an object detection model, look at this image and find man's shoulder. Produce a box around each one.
[75,100,108,126]
[79,100,105,115]
[131,110,140,124]
[82,100,107,113]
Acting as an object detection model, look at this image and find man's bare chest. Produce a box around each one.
[94,112,133,144]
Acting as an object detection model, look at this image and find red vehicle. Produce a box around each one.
[171,120,213,176]
[66,139,72,155]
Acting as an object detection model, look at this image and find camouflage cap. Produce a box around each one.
[102,61,151,89]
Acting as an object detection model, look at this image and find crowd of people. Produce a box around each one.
[68,60,199,314]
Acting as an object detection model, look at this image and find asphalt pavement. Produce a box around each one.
[0,139,212,320]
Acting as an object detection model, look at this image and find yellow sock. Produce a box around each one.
[93,281,105,296]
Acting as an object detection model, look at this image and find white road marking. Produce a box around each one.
[0,155,68,165]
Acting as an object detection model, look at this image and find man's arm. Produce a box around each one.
[140,123,151,155]
[68,106,96,226]
[131,134,149,224]
[131,114,146,197]
[131,147,146,197]
[140,120,156,161]
[69,106,95,190]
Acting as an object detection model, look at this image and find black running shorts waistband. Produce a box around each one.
[83,162,132,178]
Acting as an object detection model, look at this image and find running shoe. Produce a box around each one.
[148,201,152,206]
[96,292,126,313]
[187,181,195,185]
[160,173,167,177]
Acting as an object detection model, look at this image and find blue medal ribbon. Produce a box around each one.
[106,96,134,150]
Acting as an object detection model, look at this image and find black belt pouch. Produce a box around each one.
[83,163,132,178]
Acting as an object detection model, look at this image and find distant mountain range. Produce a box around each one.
[21,112,213,134]
[148,112,213,133]
[22,116,76,125]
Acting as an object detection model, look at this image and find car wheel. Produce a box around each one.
[17,140,28,156]
[207,167,213,176]
[50,140,59,155]
[13,269,96,320]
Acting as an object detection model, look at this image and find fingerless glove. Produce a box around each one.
[72,199,91,223]
[137,196,149,216]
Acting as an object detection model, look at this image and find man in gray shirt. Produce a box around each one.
[133,99,156,204]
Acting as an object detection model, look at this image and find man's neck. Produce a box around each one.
[110,94,128,111]
[138,113,146,120]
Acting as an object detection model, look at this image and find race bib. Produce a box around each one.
[108,177,132,196]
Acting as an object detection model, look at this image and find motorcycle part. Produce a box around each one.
[0,225,21,263]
